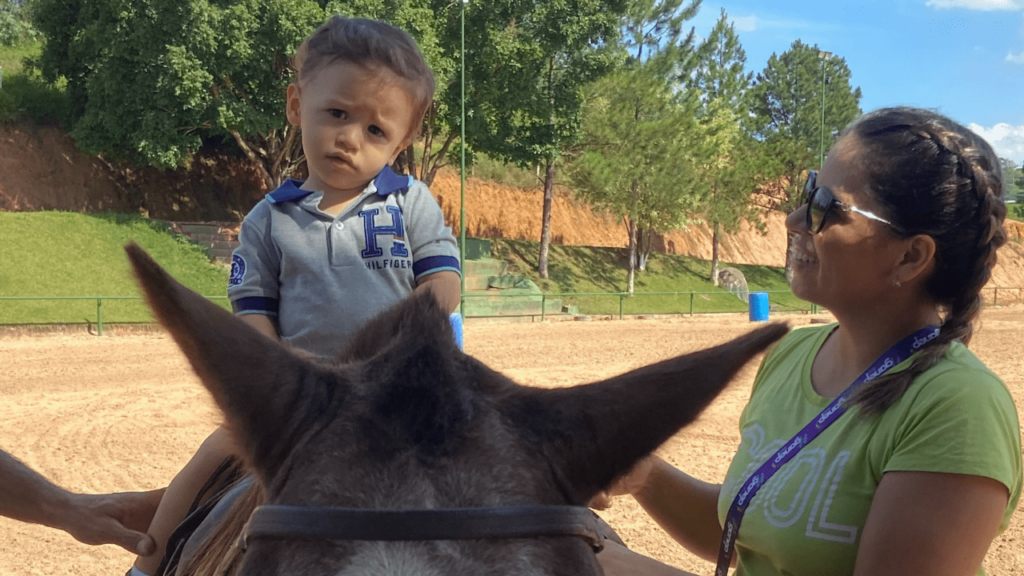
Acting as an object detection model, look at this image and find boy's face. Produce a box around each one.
[287,60,417,196]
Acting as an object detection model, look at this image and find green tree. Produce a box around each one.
[684,9,764,286]
[462,0,628,279]
[687,9,750,114]
[618,0,701,73]
[571,67,702,293]
[998,157,1023,200]
[31,0,325,188]
[1016,160,1024,202]
[749,39,862,202]
[569,0,704,292]
[0,0,35,47]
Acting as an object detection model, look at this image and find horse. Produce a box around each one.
[125,243,787,576]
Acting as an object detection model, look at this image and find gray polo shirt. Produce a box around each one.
[228,166,461,357]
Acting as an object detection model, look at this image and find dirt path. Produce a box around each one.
[1,308,1022,575]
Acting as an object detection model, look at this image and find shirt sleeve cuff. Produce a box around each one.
[231,296,280,316]
[413,255,461,280]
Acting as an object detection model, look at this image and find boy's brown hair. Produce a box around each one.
[293,17,435,139]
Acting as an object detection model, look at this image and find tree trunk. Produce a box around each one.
[627,180,638,294]
[637,227,652,272]
[230,130,276,191]
[231,128,303,191]
[538,158,556,279]
[422,131,458,187]
[711,222,721,286]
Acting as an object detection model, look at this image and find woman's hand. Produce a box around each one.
[590,455,656,510]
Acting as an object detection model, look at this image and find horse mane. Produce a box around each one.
[178,479,264,576]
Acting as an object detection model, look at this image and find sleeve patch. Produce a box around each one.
[229,254,246,286]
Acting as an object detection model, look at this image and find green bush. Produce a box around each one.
[0,69,69,125]
[0,41,68,126]
[0,86,15,122]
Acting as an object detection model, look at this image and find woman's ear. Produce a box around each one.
[285,83,302,127]
[893,234,937,287]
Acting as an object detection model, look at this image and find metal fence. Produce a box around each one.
[1,286,1020,334]
[0,295,230,336]
[461,289,812,320]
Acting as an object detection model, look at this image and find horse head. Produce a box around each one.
[126,243,786,575]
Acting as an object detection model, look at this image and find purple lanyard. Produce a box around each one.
[715,326,939,576]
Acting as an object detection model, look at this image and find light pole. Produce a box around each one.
[818,50,832,169]
[459,0,468,317]
[810,50,832,316]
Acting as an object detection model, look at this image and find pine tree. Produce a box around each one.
[748,40,862,202]
[688,9,751,114]
[611,0,702,291]
[684,10,764,287]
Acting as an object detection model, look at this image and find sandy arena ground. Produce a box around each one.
[1,308,1023,575]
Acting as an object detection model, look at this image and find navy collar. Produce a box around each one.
[265,166,414,204]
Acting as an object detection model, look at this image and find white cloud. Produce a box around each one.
[1008,51,1024,63]
[926,0,1023,9]
[732,15,757,32]
[969,123,1024,164]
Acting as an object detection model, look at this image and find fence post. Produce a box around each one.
[993,288,998,307]
[619,293,624,320]
[689,292,694,316]
[96,297,103,336]
[541,293,546,322]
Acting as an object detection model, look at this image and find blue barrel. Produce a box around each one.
[449,312,465,350]
[749,292,769,322]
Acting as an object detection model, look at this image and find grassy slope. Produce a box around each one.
[0,212,804,324]
[0,212,228,323]
[490,238,808,315]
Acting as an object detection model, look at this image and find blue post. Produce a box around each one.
[449,312,464,350]
[749,292,769,322]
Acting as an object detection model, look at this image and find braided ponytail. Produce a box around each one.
[843,108,1007,416]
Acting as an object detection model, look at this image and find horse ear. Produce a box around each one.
[125,243,345,481]
[513,323,788,504]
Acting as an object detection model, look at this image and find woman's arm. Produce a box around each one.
[610,456,726,563]
[854,471,1008,576]
[597,540,699,576]
[634,458,726,563]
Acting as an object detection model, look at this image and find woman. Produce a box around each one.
[597,107,1021,576]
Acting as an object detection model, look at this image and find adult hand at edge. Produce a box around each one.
[590,455,657,510]
[62,488,166,555]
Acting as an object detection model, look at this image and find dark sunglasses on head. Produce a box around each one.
[803,170,901,234]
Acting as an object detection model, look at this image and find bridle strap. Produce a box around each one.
[241,505,605,551]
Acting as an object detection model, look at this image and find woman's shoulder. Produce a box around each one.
[904,342,1012,407]
[761,322,835,365]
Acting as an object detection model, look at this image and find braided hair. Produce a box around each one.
[844,107,1007,415]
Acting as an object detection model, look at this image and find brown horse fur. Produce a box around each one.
[125,243,788,576]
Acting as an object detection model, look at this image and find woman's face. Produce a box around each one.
[786,135,909,312]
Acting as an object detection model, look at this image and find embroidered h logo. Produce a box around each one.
[360,206,408,258]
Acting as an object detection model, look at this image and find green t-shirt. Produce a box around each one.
[717,324,1022,576]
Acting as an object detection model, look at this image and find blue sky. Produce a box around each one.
[685,0,1024,164]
